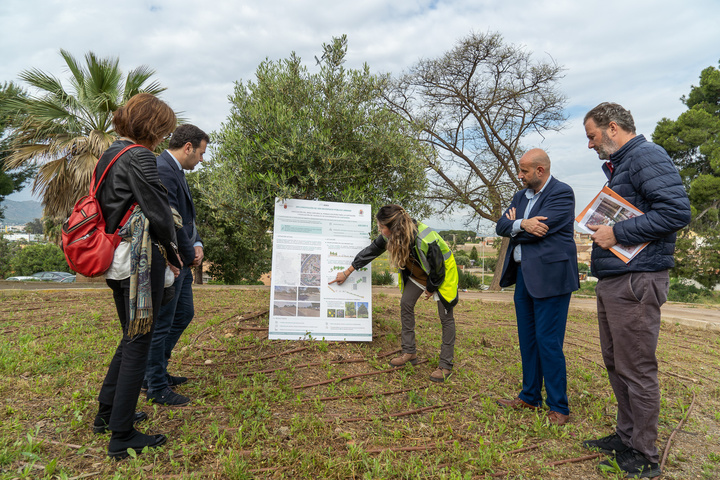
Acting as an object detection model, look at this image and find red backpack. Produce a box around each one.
[62,144,141,277]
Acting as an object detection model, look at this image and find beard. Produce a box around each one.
[596,131,619,160]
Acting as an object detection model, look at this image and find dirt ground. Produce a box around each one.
[1,286,719,479]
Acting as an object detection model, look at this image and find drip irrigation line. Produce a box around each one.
[292,359,429,390]
[661,387,696,470]
[337,394,474,423]
[233,357,367,376]
[305,387,416,402]
[376,348,402,358]
[189,309,268,346]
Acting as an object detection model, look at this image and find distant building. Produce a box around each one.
[1,233,44,242]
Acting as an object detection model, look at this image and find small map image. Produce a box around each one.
[298,302,321,317]
[345,302,357,318]
[274,252,300,285]
[274,286,297,301]
[357,302,369,318]
[301,254,321,286]
[298,287,321,301]
[273,301,297,316]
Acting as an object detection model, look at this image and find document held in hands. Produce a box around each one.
[575,186,649,263]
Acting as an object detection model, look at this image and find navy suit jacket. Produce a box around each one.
[157,150,201,266]
[496,176,579,299]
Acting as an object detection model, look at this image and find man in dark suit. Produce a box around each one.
[495,148,579,425]
[145,124,209,406]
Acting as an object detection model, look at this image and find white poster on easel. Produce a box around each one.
[269,198,372,341]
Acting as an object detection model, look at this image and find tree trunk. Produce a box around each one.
[194,262,203,285]
[488,237,509,291]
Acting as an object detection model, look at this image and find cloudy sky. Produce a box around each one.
[2,0,719,232]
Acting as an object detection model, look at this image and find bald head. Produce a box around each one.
[522,148,551,170]
[518,148,551,192]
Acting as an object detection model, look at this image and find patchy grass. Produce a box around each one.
[0,287,719,479]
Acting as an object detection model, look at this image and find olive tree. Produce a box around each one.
[194,36,431,283]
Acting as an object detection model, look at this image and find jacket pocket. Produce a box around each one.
[541,253,569,263]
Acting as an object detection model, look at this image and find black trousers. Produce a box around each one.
[98,243,166,432]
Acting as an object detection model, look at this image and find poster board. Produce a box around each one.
[575,186,648,263]
[269,198,373,341]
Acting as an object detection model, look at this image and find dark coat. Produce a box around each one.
[496,176,579,299]
[157,151,202,266]
[96,139,180,268]
[590,135,691,279]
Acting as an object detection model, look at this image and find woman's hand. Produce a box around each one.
[328,267,354,285]
[423,289,433,300]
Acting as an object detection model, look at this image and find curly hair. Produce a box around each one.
[376,205,417,270]
[113,93,177,149]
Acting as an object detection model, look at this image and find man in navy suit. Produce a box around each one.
[495,148,579,425]
[146,124,209,406]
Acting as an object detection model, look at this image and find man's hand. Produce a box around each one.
[191,246,204,266]
[505,207,517,220]
[588,224,617,249]
[423,289,433,300]
[520,216,549,237]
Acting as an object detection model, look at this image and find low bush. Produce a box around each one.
[372,270,394,286]
[458,270,482,290]
[668,278,714,303]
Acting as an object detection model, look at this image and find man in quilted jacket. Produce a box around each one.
[581,102,690,478]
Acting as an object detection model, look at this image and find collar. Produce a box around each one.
[525,174,553,200]
[608,134,645,166]
[166,150,183,171]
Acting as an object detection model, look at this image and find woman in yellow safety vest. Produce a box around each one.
[330,204,459,382]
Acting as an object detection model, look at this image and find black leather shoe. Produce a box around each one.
[93,411,149,434]
[598,448,661,478]
[583,432,630,455]
[108,429,167,459]
[167,374,188,387]
[147,387,190,406]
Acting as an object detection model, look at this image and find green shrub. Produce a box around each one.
[372,270,394,286]
[482,256,498,273]
[454,255,471,267]
[668,279,708,303]
[458,270,482,289]
[576,281,597,296]
[9,243,70,275]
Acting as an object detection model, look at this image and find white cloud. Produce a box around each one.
[3,0,719,229]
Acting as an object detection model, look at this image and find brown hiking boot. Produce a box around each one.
[429,368,452,383]
[389,353,418,367]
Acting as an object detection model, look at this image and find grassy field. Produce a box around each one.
[1,287,719,479]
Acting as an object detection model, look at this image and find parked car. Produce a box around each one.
[5,272,75,282]
[31,271,75,282]
[5,275,39,281]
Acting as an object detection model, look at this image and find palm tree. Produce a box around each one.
[3,49,168,221]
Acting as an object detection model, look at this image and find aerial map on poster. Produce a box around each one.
[269,198,373,341]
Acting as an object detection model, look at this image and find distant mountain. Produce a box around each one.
[0,199,43,226]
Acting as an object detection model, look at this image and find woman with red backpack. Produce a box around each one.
[90,93,182,459]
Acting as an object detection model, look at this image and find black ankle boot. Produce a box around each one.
[107,428,166,459]
[93,411,149,434]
